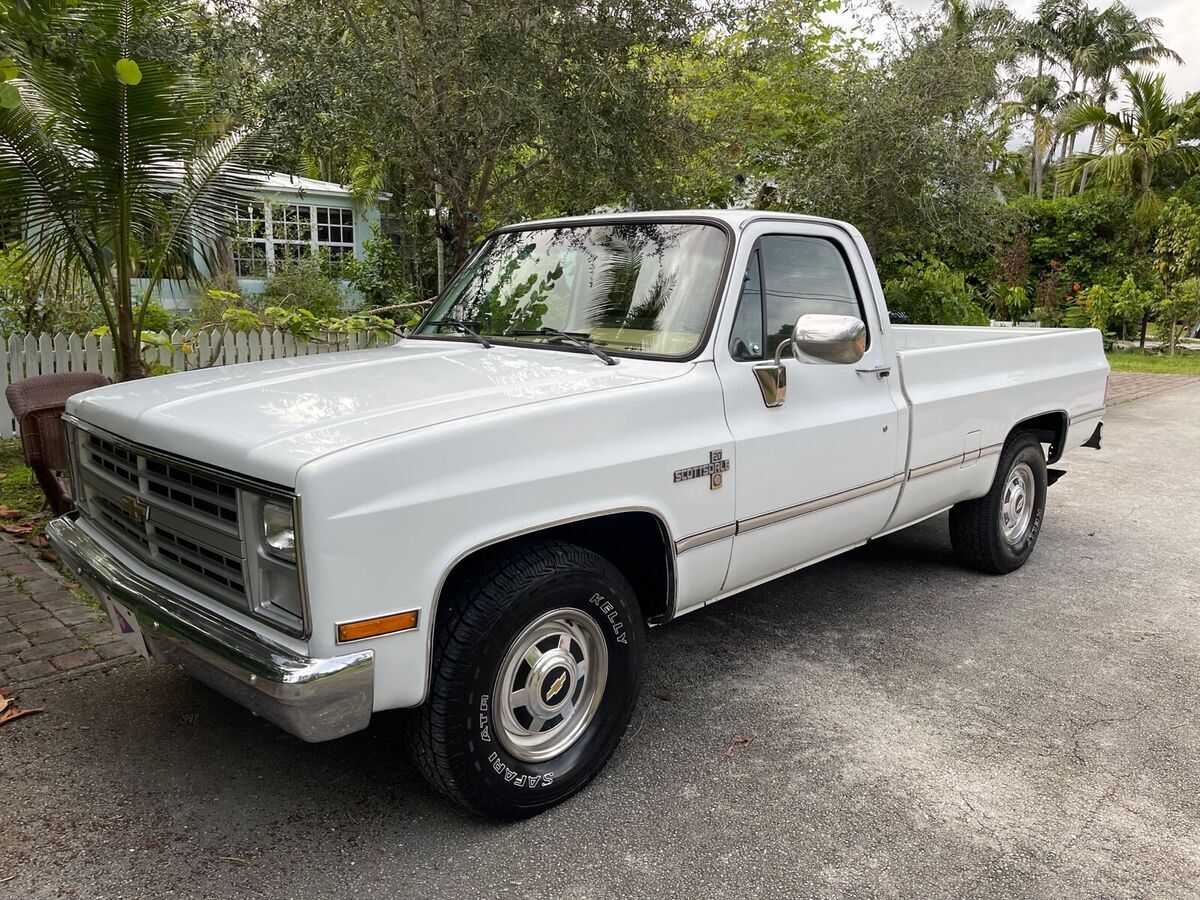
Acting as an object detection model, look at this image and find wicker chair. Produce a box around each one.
[6,372,112,515]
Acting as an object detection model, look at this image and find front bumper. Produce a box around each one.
[47,514,374,742]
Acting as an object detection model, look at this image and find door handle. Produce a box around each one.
[855,365,891,379]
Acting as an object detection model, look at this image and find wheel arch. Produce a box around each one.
[1011,410,1069,463]
[425,508,676,696]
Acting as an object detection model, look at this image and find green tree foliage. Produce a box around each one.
[1016,0,1179,198]
[1156,278,1200,354]
[1153,198,1200,352]
[1111,273,1159,346]
[341,227,423,321]
[1011,190,1138,290]
[0,241,101,333]
[250,0,702,268]
[0,0,264,377]
[780,12,1014,258]
[1059,71,1200,223]
[672,0,848,207]
[1074,283,1112,330]
[2,0,1197,335]
[883,257,990,326]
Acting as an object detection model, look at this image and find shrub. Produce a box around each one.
[883,257,989,326]
[1012,190,1139,292]
[258,255,345,317]
[193,289,244,328]
[0,242,102,334]
[139,301,174,333]
[342,227,418,312]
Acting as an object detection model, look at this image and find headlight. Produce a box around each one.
[262,501,296,561]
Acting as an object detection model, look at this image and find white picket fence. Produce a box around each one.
[0,328,393,439]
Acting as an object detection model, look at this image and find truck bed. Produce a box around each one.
[883,324,1108,533]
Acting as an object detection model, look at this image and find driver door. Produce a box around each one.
[716,223,905,592]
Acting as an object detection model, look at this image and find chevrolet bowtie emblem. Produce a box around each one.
[122,495,149,522]
[545,672,568,703]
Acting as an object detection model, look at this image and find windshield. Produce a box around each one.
[415,221,729,358]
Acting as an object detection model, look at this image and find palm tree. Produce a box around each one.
[0,0,261,378]
[1058,71,1200,224]
[1070,2,1180,187]
[1080,2,1180,110]
[1017,0,1071,196]
[941,0,1020,52]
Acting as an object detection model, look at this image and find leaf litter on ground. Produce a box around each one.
[0,689,45,727]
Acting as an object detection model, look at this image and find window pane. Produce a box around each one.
[233,201,264,239]
[233,240,266,277]
[760,236,862,356]
[421,222,728,358]
[314,207,354,249]
[729,250,764,361]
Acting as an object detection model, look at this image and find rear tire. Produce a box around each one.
[949,431,1047,574]
[408,539,644,819]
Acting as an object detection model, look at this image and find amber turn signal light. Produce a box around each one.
[337,610,419,643]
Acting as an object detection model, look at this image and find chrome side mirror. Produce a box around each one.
[790,314,866,365]
[750,313,866,408]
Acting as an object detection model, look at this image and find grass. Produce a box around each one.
[0,438,51,522]
[1106,350,1200,375]
[0,438,94,602]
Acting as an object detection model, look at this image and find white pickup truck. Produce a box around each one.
[48,211,1108,818]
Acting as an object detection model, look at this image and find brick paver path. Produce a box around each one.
[1106,371,1200,406]
[0,537,134,689]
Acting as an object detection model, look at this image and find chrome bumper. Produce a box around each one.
[47,514,374,742]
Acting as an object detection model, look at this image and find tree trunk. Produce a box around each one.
[434,182,446,293]
[1030,55,1043,197]
[451,207,472,269]
[1139,310,1148,349]
[114,71,147,380]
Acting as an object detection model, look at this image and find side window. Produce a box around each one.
[729,234,866,360]
[761,235,863,356]
[729,249,763,361]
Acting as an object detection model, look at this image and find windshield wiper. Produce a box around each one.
[512,327,618,366]
[425,318,493,349]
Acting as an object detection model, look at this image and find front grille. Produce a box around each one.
[74,428,249,609]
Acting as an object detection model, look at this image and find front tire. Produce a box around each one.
[949,431,1048,574]
[409,539,644,818]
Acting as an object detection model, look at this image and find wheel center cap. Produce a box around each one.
[540,666,572,707]
[526,648,577,718]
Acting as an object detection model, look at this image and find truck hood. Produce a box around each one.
[68,340,684,486]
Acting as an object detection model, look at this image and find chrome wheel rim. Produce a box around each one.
[493,608,608,764]
[1001,462,1035,545]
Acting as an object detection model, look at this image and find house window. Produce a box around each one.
[273,203,313,263]
[316,206,355,270]
[232,202,267,277]
[229,201,356,276]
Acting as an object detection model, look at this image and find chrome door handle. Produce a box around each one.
[856,365,891,379]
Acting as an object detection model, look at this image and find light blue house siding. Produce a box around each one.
[136,172,382,312]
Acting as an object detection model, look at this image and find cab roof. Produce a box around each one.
[505,209,849,232]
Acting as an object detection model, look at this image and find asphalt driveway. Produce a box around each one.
[2,383,1198,899]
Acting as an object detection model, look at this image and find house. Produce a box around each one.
[141,171,384,312]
